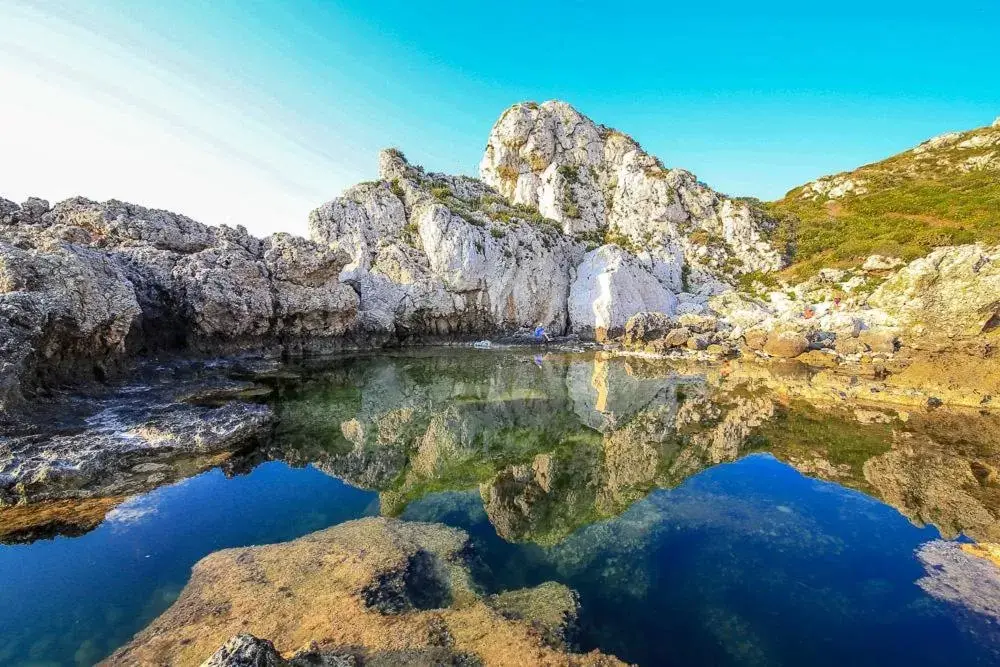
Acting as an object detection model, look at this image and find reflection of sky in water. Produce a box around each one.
[0,453,997,666]
[405,454,1000,667]
[0,463,376,666]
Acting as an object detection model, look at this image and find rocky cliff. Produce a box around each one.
[308,101,787,341]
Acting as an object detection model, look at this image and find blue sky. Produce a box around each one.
[1,0,998,236]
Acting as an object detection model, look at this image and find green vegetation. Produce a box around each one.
[736,269,779,295]
[768,122,1000,277]
[389,178,405,199]
[403,222,420,246]
[561,201,580,219]
[557,164,579,183]
[604,228,640,254]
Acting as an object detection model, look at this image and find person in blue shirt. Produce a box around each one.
[533,324,550,343]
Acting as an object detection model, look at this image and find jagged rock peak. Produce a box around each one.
[479,100,786,283]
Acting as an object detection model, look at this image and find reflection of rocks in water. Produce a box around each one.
[861,410,1000,543]
[0,495,126,544]
[0,360,277,542]
[567,353,689,432]
[480,453,597,546]
[865,448,1000,542]
[916,540,1000,643]
[106,517,623,666]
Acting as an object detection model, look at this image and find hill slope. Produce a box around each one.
[769,117,1000,277]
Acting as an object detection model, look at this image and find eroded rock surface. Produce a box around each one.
[0,196,359,417]
[106,517,623,666]
[479,100,785,294]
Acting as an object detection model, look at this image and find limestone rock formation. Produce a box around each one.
[0,196,359,416]
[106,517,624,666]
[1,399,272,507]
[309,148,583,338]
[479,100,785,293]
[569,244,677,339]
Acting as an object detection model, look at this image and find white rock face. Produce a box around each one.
[309,149,583,337]
[862,254,905,271]
[479,101,785,293]
[799,174,869,200]
[568,244,677,338]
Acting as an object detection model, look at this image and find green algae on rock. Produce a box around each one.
[104,517,624,667]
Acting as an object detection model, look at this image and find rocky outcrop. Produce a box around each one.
[106,517,623,666]
[479,100,785,293]
[6,101,1000,424]
[308,101,788,341]
[0,197,359,416]
[309,149,584,338]
[0,398,272,507]
[869,244,1000,345]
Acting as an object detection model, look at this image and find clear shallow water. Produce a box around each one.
[1,349,998,666]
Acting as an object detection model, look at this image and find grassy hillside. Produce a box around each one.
[767,118,1000,277]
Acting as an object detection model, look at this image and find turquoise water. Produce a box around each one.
[1,350,998,665]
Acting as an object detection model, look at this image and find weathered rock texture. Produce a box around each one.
[0,197,359,416]
[6,100,1000,422]
[309,149,583,339]
[869,244,1000,344]
[105,517,623,666]
[479,101,785,292]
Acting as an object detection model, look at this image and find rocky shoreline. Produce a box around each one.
[4,101,997,428]
[3,100,1000,665]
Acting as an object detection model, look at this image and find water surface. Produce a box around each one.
[1,349,998,666]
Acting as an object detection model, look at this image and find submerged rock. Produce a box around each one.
[916,540,1000,624]
[106,517,623,666]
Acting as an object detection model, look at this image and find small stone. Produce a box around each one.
[662,327,692,348]
[795,350,838,368]
[859,330,897,354]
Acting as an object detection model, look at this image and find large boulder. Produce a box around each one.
[763,330,809,358]
[569,244,677,339]
[621,311,677,347]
